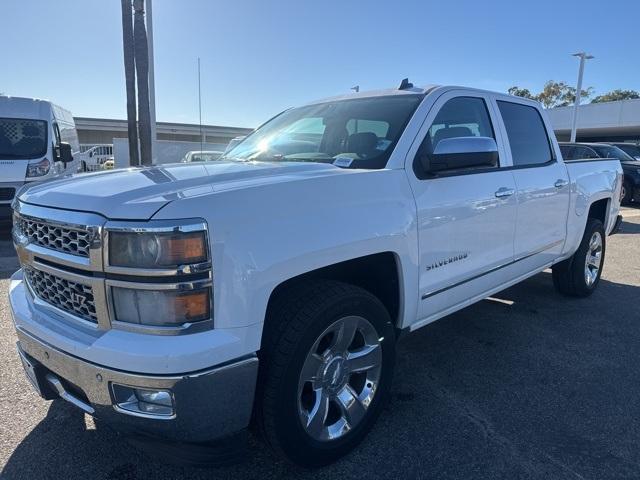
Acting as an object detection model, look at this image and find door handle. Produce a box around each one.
[495,187,515,198]
[554,179,569,188]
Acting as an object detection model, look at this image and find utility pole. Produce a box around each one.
[198,57,203,153]
[570,52,594,143]
[146,0,157,164]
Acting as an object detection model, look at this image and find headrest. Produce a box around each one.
[433,126,473,147]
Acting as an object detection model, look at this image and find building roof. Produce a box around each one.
[548,98,640,137]
[74,117,253,137]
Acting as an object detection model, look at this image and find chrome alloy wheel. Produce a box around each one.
[297,315,382,442]
[584,231,603,287]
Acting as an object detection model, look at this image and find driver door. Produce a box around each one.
[405,91,518,323]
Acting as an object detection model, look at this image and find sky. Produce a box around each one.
[1,0,637,128]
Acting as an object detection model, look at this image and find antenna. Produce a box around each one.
[198,57,203,153]
[398,78,413,90]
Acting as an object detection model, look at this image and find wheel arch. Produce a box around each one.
[263,252,404,341]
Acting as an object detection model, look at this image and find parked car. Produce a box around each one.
[181,150,223,162]
[611,142,640,161]
[224,135,246,153]
[10,84,622,467]
[0,96,79,222]
[559,142,640,204]
[78,144,114,171]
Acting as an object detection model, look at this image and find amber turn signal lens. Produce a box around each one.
[175,290,210,321]
[164,233,207,264]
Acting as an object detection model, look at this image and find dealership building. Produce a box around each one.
[74,117,253,149]
[547,98,640,143]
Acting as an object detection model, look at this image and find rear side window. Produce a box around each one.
[497,101,553,167]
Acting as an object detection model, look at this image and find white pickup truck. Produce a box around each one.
[10,83,622,467]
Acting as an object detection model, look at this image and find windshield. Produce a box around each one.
[221,94,424,169]
[0,118,48,159]
[615,143,640,159]
[592,145,635,162]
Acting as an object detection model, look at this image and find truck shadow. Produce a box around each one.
[3,272,640,479]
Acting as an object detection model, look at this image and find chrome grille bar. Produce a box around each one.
[24,266,98,323]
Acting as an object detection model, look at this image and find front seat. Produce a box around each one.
[346,132,378,158]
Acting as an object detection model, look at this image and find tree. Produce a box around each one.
[507,86,535,100]
[133,0,152,166]
[120,0,139,166]
[591,89,640,103]
[507,80,593,108]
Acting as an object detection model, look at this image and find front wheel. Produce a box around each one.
[256,281,396,467]
[552,218,606,297]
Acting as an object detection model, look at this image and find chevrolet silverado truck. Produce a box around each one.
[10,83,623,467]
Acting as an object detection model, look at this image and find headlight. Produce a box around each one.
[112,287,211,326]
[26,158,51,177]
[109,230,207,268]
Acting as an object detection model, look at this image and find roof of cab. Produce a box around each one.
[0,95,53,120]
[304,84,441,106]
[303,84,543,109]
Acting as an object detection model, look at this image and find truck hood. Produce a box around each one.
[18,161,351,220]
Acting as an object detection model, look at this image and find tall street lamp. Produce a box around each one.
[570,52,594,142]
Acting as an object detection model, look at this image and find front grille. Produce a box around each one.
[24,267,98,323]
[16,215,93,258]
[0,187,15,201]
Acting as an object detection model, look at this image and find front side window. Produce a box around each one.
[592,145,635,162]
[222,95,424,169]
[0,118,48,159]
[562,145,598,161]
[616,143,640,159]
[425,96,495,153]
[497,101,553,167]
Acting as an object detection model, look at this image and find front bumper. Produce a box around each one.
[15,328,258,444]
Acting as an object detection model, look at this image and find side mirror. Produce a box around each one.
[57,142,73,164]
[419,136,498,174]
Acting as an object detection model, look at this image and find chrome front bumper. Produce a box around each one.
[15,328,258,443]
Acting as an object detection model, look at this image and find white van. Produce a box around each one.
[0,96,80,221]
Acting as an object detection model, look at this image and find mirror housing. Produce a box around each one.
[57,142,73,164]
[419,136,498,174]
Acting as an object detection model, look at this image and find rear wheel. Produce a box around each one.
[552,218,605,297]
[256,281,396,467]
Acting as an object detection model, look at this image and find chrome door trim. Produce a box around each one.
[421,240,563,300]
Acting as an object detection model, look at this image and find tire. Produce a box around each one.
[621,180,634,205]
[256,280,396,467]
[552,218,606,297]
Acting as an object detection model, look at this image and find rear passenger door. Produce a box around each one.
[493,99,570,268]
[406,91,518,322]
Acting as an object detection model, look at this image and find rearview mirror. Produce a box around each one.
[57,142,73,164]
[420,136,498,174]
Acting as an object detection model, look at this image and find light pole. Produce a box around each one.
[146,0,157,164]
[570,52,594,142]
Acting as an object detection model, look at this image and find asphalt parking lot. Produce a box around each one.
[1,208,639,480]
